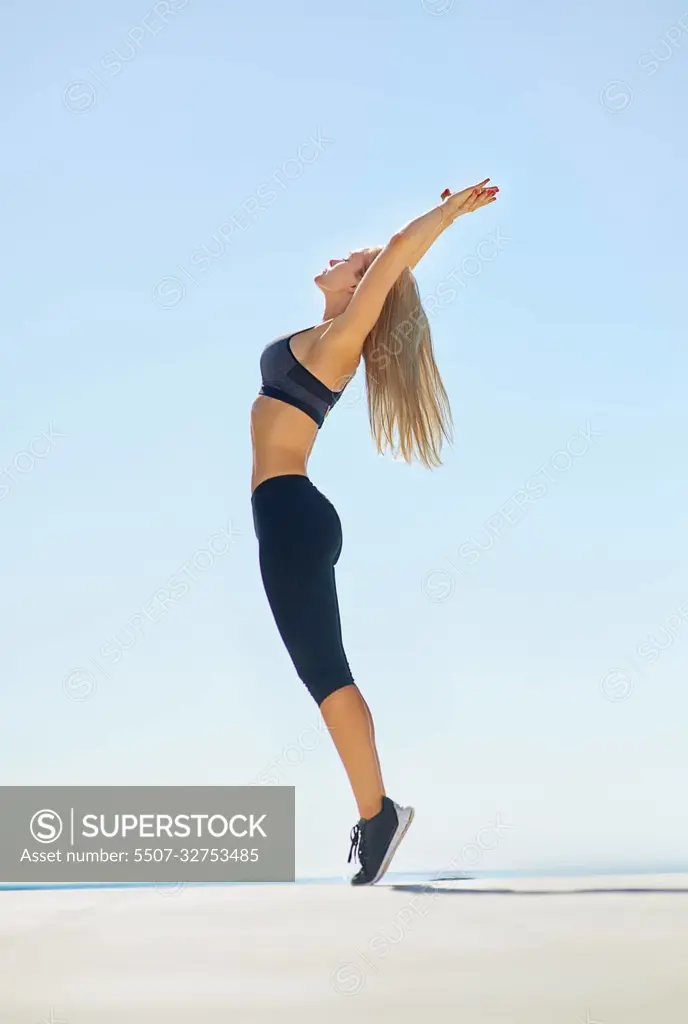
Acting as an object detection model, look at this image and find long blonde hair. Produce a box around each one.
[358,247,453,469]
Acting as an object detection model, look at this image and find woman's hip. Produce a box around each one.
[251,473,342,558]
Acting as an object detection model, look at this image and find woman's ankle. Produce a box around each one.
[359,794,385,820]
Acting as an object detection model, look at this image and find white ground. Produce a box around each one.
[1,874,686,1022]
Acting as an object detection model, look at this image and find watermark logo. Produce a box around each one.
[331,813,514,995]
[153,276,186,310]
[256,715,328,785]
[153,880,187,897]
[62,667,98,702]
[421,0,455,14]
[599,13,688,115]
[420,568,456,604]
[61,521,241,699]
[5,787,294,884]
[153,131,334,308]
[599,668,633,702]
[30,809,64,844]
[0,423,66,503]
[599,80,633,112]
[63,0,192,115]
[340,226,512,411]
[331,961,366,996]
[423,421,602,600]
[598,597,688,701]
[63,81,97,113]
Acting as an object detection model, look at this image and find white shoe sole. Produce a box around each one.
[368,803,415,885]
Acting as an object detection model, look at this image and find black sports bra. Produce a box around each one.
[258,328,347,428]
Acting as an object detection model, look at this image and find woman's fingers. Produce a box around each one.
[471,185,499,209]
[443,180,499,217]
[462,193,497,215]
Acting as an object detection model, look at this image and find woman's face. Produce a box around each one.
[314,250,368,294]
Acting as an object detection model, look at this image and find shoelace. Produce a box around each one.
[347,822,366,865]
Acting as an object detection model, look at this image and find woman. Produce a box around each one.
[251,179,499,885]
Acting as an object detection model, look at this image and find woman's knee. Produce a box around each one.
[305,672,356,707]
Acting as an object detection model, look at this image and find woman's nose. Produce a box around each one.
[329,259,340,268]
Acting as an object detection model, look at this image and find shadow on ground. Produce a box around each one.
[388,885,688,896]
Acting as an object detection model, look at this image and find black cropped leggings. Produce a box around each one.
[251,474,355,705]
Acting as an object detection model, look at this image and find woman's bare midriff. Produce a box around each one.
[250,324,358,494]
[250,396,318,492]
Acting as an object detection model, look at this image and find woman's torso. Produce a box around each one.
[250,322,359,493]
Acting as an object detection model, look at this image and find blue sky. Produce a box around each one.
[1,0,687,878]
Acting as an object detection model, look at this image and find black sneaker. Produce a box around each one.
[347,796,415,886]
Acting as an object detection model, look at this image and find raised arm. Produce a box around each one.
[323,179,498,359]
[406,181,498,270]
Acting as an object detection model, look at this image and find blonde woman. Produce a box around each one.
[251,179,499,884]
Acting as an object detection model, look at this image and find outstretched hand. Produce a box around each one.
[441,179,499,222]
